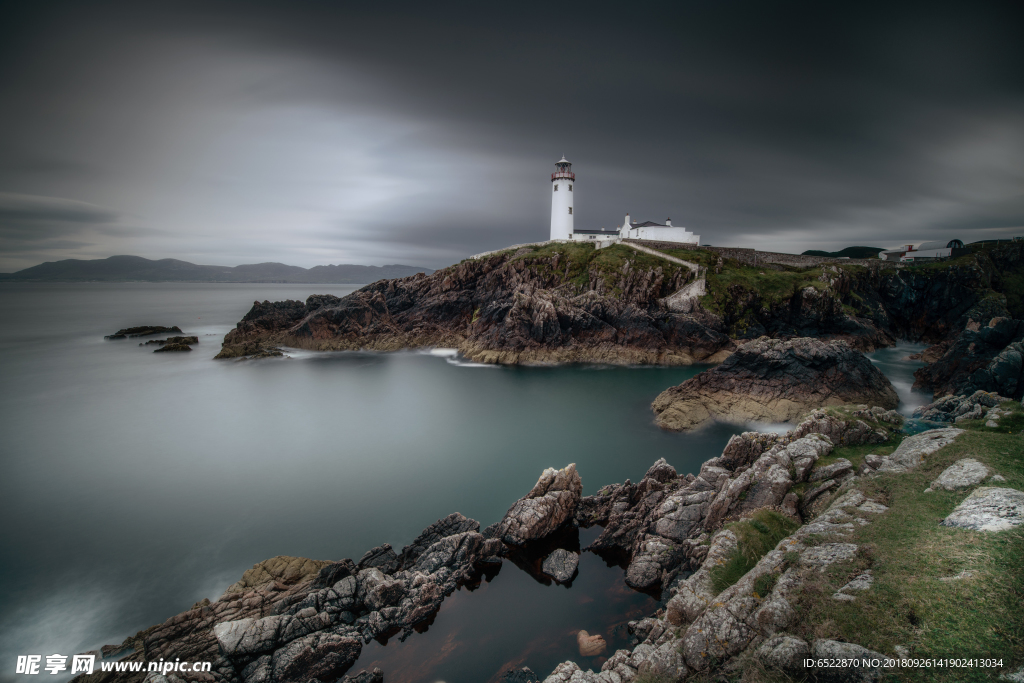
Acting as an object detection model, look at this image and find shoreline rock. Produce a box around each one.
[105,326,182,340]
[651,337,898,431]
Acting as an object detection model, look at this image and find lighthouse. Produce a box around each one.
[549,156,574,240]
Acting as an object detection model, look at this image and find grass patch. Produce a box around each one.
[787,429,1024,680]
[710,510,800,594]
[956,401,1024,436]
[633,674,675,683]
[505,242,690,298]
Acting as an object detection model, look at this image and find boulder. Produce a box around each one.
[927,458,991,492]
[875,428,963,473]
[941,487,1024,532]
[652,337,898,431]
[576,630,607,657]
[809,459,853,483]
[495,464,583,545]
[756,634,810,672]
[541,549,579,583]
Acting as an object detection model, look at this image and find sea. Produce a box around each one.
[0,282,932,683]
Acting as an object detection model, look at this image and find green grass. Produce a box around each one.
[505,242,691,298]
[787,428,1024,681]
[710,510,800,594]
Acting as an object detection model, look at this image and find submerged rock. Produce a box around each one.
[105,325,182,339]
[651,337,898,431]
[153,342,192,352]
[576,630,607,657]
[541,549,579,582]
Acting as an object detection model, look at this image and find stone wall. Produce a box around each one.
[623,240,896,270]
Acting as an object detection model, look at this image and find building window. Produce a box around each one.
[569,184,573,192]
[568,207,572,214]
[553,184,559,191]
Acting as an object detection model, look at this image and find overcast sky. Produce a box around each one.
[0,1,1021,271]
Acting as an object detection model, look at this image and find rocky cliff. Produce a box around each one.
[216,243,733,365]
[650,337,899,431]
[216,241,1024,387]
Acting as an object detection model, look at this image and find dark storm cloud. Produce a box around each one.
[0,0,1021,271]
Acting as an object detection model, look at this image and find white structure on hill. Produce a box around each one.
[879,239,965,262]
[549,157,574,240]
[619,214,699,245]
[548,157,700,245]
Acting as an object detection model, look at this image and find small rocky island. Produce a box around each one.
[650,337,899,431]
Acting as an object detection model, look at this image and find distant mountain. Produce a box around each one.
[0,255,434,283]
[801,246,883,259]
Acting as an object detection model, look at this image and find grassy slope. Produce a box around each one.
[502,242,691,297]
[784,404,1024,681]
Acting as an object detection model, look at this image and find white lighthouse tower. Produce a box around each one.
[549,156,574,240]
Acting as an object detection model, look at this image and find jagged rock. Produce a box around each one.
[542,549,579,582]
[666,529,738,626]
[914,390,1012,422]
[652,337,899,431]
[397,512,480,568]
[502,667,540,683]
[357,544,401,574]
[495,464,582,545]
[809,459,853,482]
[153,343,192,352]
[875,428,964,473]
[941,487,1024,532]
[221,556,333,598]
[269,632,361,682]
[927,458,991,492]
[577,630,607,657]
[145,336,199,346]
[915,315,1024,400]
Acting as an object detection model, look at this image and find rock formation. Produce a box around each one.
[74,512,505,683]
[105,326,183,340]
[650,337,898,431]
[941,488,1024,532]
[492,464,582,545]
[215,245,733,365]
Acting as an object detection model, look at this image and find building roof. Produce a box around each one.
[575,228,619,234]
[630,220,674,228]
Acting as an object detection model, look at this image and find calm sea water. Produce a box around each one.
[0,283,930,683]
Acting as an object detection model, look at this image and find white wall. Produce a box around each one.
[623,226,699,244]
[550,178,574,240]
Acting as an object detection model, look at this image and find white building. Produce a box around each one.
[619,214,699,245]
[879,239,965,262]
[549,157,574,240]
[548,157,700,245]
